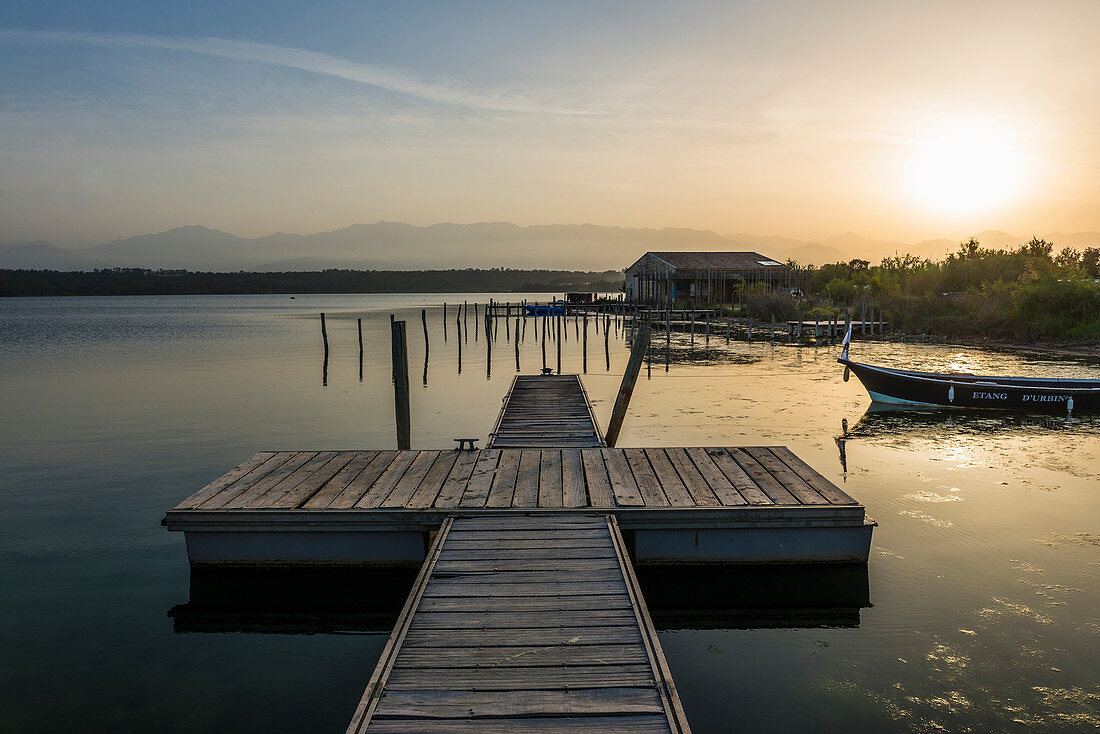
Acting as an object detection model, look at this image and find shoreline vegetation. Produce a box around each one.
[729,236,1100,347]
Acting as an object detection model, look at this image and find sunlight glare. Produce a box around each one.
[907,126,1027,217]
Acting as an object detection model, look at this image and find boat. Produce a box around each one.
[523,302,565,316]
[836,327,1100,412]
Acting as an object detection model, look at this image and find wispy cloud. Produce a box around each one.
[0,29,587,115]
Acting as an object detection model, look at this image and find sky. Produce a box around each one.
[1,0,1098,247]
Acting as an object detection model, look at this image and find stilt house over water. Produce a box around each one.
[625,251,791,307]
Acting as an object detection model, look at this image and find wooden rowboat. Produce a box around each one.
[837,328,1100,411]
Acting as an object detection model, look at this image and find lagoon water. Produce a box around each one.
[1,294,1098,733]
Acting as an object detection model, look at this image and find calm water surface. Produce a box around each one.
[1,294,1098,733]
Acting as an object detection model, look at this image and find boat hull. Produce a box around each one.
[523,304,565,316]
[840,359,1100,411]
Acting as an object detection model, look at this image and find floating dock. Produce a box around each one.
[346,514,689,733]
[164,372,874,730]
[164,444,872,566]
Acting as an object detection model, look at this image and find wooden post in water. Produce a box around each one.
[421,309,429,357]
[582,314,588,373]
[514,317,520,372]
[605,313,611,371]
[390,320,411,450]
[770,314,775,343]
[705,313,710,345]
[442,303,448,342]
[604,325,651,448]
[690,313,695,344]
[320,312,329,386]
[541,308,547,371]
[474,302,479,341]
[357,317,363,381]
[748,317,753,343]
[556,312,562,373]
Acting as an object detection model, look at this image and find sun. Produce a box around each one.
[906,126,1027,217]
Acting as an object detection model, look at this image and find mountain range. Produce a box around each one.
[2,222,1097,272]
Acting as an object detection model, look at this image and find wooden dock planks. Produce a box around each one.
[488,375,604,448]
[170,446,858,513]
[346,515,690,734]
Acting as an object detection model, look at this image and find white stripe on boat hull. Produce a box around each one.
[867,390,939,406]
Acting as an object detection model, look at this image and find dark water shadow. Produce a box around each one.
[169,568,417,634]
[169,563,870,635]
[638,564,870,630]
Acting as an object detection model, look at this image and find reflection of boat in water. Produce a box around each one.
[844,403,1099,439]
[837,328,1100,412]
[523,302,565,316]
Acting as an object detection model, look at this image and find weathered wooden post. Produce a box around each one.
[541,308,547,371]
[705,313,710,344]
[514,317,520,372]
[391,320,411,450]
[582,314,589,373]
[320,312,329,355]
[556,309,562,373]
[357,317,363,381]
[442,303,448,342]
[604,326,651,448]
[605,313,611,371]
[475,302,480,341]
[770,314,775,343]
[421,309,429,357]
[748,317,753,343]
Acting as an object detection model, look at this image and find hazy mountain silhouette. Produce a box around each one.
[2,222,1097,271]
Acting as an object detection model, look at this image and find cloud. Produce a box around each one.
[0,29,585,115]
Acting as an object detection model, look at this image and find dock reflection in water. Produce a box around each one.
[169,563,870,635]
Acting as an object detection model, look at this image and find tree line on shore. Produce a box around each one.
[743,237,1100,341]
[0,267,624,298]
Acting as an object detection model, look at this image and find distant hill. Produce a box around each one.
[3,223,1097,272]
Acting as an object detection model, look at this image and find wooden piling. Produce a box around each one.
[604,326,652,448]
[605,313,611,371]
[442,303,447,342]
[748,317,753,343]
[390,321,411,450]
[771,314,775,343]
[320,312,329,354]
[421,309,429,357]
[582,314,588,373]
[357,317,363,381]
[556,312,562,373]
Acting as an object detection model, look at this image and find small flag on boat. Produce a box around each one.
[840,324,852,360]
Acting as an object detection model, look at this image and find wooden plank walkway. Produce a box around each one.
[488,375,603,448]
[167,446,858,513]
[346,514,690,733]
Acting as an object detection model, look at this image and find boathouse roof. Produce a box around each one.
[626,251,789,272]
